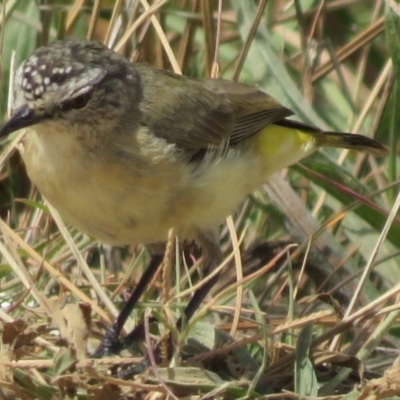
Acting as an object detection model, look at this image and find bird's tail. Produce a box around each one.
[313,131,389,157]
[275,119,388,157]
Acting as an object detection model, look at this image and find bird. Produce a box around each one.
[0,39,388,363]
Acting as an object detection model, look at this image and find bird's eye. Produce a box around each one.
[61,92,91,111]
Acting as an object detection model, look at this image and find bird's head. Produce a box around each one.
[0,39,142,139]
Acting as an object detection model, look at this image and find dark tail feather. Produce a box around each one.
[314,132,389,157]
[276,119,388,156]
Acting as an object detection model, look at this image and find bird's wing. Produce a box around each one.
[137,65,293,150]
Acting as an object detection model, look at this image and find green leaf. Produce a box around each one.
[385,1,400,197]
[341,390,361,400]
[53,348,76,375]
[186,322,260,376]
[1,1,39,117]
[294,153,399,247]
[385,1,400,76]
[231,1,327,128]
[146,367,252,397]
[16,198,49,212]
[13,368,57,399]
[294,323,318,397]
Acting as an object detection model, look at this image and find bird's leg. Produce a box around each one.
[177,231,222,328]
[117,231,223,378]
[92,253,163,358]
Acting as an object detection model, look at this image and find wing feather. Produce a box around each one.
[136,65,292,150]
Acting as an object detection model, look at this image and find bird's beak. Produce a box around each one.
[0,105,45,138]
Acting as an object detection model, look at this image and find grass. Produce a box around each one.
[0,0,399,399]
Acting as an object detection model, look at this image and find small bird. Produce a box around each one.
[0,39,388,359]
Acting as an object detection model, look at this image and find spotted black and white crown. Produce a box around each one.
[13,40,131,110]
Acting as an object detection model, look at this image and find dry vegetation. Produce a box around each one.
[0,0,400,399]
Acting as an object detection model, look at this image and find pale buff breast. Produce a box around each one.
[19,122,316,246]
[20,124,182,245]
